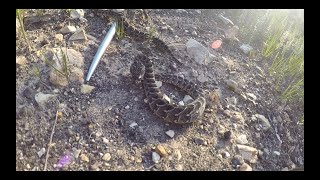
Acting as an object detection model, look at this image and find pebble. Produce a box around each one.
[80,154,89,162]
[192,30,197,36]
[37,148,46,158]
[165,130,175,138]
[194,138,205,145]
[81,84,95,94]
[175,164,183,171]
[231,155,244,166]
[239,163,252,171]
[226,79,238,91]
[91,162,100,170]
[152,152,161,163]
[70,9,84,19]
[155,145,168,157]
[55,34,64,42]
[237,144,258,163]
[173,149,182,160]
[60,26,77,34]
[236,134,249,145]
[129,122,138,128]
[155,81,162,88]
[69,29,87,41]
[178,101,184,106]
[35,92,57,108]
[102,137,109,144]
[221,150,230,158]
[125,105,130,109]
[102,153,111,161]
[281,167,289,171]
[26,164,31,169]
[263,148,270,155]
[16,56,28,65]
[73,149,81,158]
[273,151,281,156]
[134,97,138,101]
[95,131,103,137]
[183,95,194,103]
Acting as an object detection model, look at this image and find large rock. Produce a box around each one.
[186,39,215,65]
[48,48,84,87]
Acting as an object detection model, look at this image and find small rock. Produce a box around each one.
[60,26,77,34]
[176,9,187,13]
[186,38,214,65]
[155,145,168,157]
[173,150,182,160]
[240,44,253,55]
[231,155,244,166]
[226,79,238,91]
[197,73,208,83]
[246,93,257,102]
[35,92,57,108]
[236,134,248,145]
[81,84,95,94]
[273,151,280,156]
[91,162,100,170]
[189,68,198,77]
[231,112,244,122]
[218,125,226,135]
[217,154,223,159]
[221,151,230,158]
[102,30,107,35]
[194,138,205,145]
[95,131,103,137]
[183,95,194,104]
[129,122,138,128]
[37,148,46,158]
[165,130,175,138]
[174,35,179,39]
[254,114,271,131]
[134,97,139,101]
[237,144,258,163]
[73,149,81,159]
[192,30,197,36]
[281,167,289,171]
[161,26,168,30]
[16,56,27,65]
[125,105,130,109]
[69,29,87,41]
[178,101,184,106]
[263,148,270,155]
[185,30,189,33]
[102,138,109,144]
[102,153,111,161]
[80,154,89,162]
[152,152,161,163]
[112,9,125,13]
[155,81,162,88]
[70,9,84,19]
[223,110,231,117]
[175,164,183,171]
[79,17,88,23]
[55,34,64,42]
[223,131,232,140]
[239,163,252,171]
[26,164,31,169]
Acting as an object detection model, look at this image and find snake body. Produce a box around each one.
[130,54,206,124]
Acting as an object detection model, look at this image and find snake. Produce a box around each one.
[130,52,206,124]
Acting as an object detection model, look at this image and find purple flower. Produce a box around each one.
[56,154,73,168]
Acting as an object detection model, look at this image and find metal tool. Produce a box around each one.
[86,22,117,81]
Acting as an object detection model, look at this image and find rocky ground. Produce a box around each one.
[16,9,304,171]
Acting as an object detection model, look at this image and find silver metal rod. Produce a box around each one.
[86,22,117,81]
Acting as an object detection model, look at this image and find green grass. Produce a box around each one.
[16,9,32,51]
[116,18,125,40]
[44,47,70,81]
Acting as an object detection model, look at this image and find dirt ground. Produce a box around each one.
[16,9,304,171]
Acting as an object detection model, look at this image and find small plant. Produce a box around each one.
[116,18,125,40]
[44,46,70,81]
[147,24,157,39]
[65,9,72,17]
[16,9,32,51]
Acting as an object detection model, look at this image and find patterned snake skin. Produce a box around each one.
[130,53,206,124]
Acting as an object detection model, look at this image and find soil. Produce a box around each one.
[16,9,304,171]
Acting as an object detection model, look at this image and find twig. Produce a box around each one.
[44,110,59,171]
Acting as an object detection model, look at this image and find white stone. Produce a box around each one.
[165,130,175,138]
